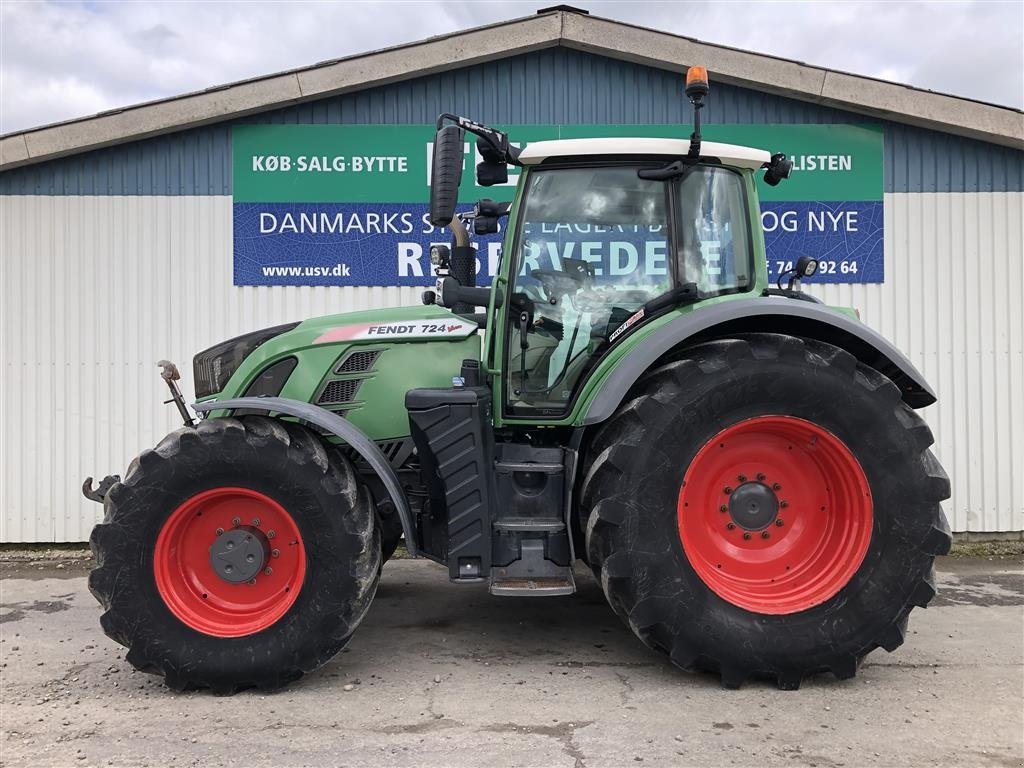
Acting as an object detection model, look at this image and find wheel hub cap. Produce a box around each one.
[210,526,269,584]
[728,481,779,530]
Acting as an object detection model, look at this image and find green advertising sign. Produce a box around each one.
[232,123,883,203]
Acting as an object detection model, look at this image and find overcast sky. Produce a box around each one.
[2,0,1022,134]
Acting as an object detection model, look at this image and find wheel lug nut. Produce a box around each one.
[780,500,789,508]
[247,578,256,585]
[232,517,241,527]
[252,518,261,527]
[726,523,735,530]
[245,554,254,562]
[742,532,751,540]
[737,475,747,483]
[776,519,785,527]
[267,530,276,539]
[215,527,224,535]
[272,549,280,558]
[719,505,728,513]
[264,567,273,576]
[761,531,771,539]
[724,486,733,495]
[756,473,766,481]
[772,483,782,491]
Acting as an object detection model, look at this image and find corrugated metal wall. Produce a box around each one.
[2,191,1021,540]
[816,192,1023,533]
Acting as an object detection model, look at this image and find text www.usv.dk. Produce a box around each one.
[261,263,351,277]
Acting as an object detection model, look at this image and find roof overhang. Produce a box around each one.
[2,8,1021,171]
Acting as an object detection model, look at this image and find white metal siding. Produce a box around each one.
[815,193,1024,533]
[2,192,1022,541]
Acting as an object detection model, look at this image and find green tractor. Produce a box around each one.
[85,69,950,693]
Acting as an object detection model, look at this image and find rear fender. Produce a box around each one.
[581,297,935,426]
[192,397,417,556]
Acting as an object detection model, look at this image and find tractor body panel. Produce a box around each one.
[578,297,937,424]
[206,305,481,441]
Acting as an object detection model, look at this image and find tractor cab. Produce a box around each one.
[500,137,768,417]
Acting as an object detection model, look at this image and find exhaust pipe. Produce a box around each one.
[448,217,475,288]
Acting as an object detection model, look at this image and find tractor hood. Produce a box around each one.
[195,305,478,398]
[193,304,481,441]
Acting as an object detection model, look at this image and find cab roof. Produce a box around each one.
[518,138,771,170]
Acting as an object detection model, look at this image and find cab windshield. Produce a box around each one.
[505,162,752,416]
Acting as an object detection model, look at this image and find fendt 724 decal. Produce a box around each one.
[313,318,478,344]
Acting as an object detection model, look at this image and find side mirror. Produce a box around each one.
[429,125,464,226]
[433,113,521,193]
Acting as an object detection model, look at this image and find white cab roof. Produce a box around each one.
[518,137,771,170]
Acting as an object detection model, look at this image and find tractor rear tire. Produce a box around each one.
[579,333,951,690]
[89,416,381,694]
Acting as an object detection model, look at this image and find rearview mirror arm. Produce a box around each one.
[436,113,522,166]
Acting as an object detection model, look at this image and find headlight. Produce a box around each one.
[430,244,450,268]
[193,322,298,398]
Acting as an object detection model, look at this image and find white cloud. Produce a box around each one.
[1,0,1021,134]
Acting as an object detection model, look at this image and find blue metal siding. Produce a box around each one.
[2,47,1022,195]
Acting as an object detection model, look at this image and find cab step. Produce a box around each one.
[489,538,576,597]
[492,517,566,533]
[489,573,576,596]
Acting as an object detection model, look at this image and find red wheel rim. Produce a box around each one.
[677,416,872,614]
[153,487,306,637]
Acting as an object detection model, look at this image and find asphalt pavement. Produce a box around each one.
[1,555,1021,767]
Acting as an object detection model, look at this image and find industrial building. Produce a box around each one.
[1,7,1022,541]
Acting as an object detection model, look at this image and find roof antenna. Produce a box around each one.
[685,66,709,159]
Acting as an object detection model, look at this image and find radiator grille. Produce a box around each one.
[317,378,363,405]
[336,350,380,374]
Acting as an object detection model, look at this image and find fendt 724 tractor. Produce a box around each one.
[85,68,951,693]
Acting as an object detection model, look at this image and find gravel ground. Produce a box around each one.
[1,556,1021,768]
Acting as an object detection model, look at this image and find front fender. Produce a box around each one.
[193,397,417,556]
[581,297,936,426]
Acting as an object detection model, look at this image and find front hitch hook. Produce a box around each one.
[82,475,120,503]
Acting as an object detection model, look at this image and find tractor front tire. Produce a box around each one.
[580,334,951,690]
[89,416,381,694]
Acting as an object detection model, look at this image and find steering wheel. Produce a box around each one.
[530,269,583,304]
